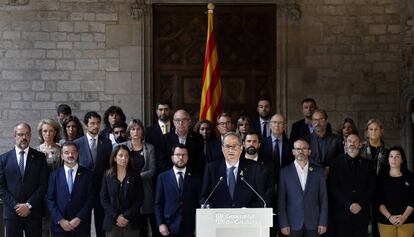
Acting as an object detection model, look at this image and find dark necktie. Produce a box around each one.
[90,138,97,164]
[262,121,268,138]
[274,139,280,166]
[18,151,25,177]
[67,168,73,194]
[177,171,184,196]
[228,166,236,200]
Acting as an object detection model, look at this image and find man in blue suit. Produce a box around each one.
[155,144,201,237]
[47,141,94,237]
[278,139,328,237]
[201,132,262,208]
[74,111,112,237]
[0,122,48,237]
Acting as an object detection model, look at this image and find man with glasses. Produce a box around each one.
[206,112,234,163]
[0,122,48,237]
[164,109,204,174]
[278,139,328,237]
[305,109,342,176]
[201,132,262,208]
[155,144,201,237]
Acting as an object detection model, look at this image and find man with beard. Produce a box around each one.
[74,111,112,237]
[252,98,272,139]
[155,144,201,237]
[201,132,261,208]
[289,98,332,143]
[111,121,128,145]
[205,112,234,163]
[47,141,94,237]
[305,109,343,176]
[0,122,48,237]
[278,139,328,237]
[329,134,375,237]
[164,109,204,174]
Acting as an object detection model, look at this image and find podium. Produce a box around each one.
[196,208,273,237]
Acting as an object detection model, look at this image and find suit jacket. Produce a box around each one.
[145,122,173,174]
[289,119,333,144]
[47,166,94,233]
[247,156,276,208]
[154,169,201,235]
[100,172,143,231]
[74,134,112,194]
[278,162,328,230]
[164,131,205,174]
[305,132,343,168]
[200,158,262,208]
[205,138,224,163]
[0,147,48,220]
[120,141,156,214]
[260,134,294,182]
[329,154,375,224]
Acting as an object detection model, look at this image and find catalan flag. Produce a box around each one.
[199,3,223,122]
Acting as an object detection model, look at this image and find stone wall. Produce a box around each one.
[0,0,146,151]
[285,0,402,146]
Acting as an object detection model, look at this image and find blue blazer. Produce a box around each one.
[277,162,328,231]
[0,147,48,220]
[154,169,201,235]
[200,158,262,208]
[47,166,94,233]
[74,135,112,194]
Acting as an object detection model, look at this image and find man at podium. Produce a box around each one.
[200,132,263,208]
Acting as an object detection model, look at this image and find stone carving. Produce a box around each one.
[402,16,414,85]
[276,0,302,21]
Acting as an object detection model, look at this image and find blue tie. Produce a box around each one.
[177,171,184,196]
[67,168,73,194]
[18,151,25,177]
[228,166,236,200]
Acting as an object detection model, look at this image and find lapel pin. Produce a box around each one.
[309,167,313,172]
[405,181,410,186]
[240,170,244,177]
[188,172,191,176]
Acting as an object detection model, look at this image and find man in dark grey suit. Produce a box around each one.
[0,122,48,237]
[278,139,328,237]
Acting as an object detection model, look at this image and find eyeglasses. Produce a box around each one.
[16,133,31,138]
[223,144,241,150]
[218,121,232,126]
[294,148,310,152]
[173,118,190,123]
[174,153,187,157]
[312,118,326,123]
[270,121,285,125]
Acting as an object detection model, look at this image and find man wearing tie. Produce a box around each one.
[47,141,94,237]
[252,98,272,139]
[74,111,112,237]
[261,114,294,182]
[0,122,48,237]
[201,132,262,208]
[154,144,201,237]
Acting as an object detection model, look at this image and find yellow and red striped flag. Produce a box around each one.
[199,3,223,122]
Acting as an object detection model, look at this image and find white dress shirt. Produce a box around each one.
[15,146,29,170]
[294,160,309,191]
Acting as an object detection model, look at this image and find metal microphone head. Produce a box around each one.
[219,176,223,180]
[241,177,245,181]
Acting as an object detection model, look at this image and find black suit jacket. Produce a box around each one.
[329,154,375,224]
[200,158,262,208]
[145,122,173,174]
[165,131,205,174]
[305,132,343,168]
[248,156,276,208]
[0,147,48,220]
[205,138,224,163]
[289,119,333,144]
[100,172,143,231]
[260,135,294,182]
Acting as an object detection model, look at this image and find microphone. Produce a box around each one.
[201,176,224,208]
[241,177,267,208]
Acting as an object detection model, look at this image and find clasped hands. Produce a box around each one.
[389,214,407,226]
[59,217,81,231]
[14,203,31,217]
[116,214,129,228]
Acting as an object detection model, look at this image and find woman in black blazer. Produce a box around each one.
[100,144,144,237]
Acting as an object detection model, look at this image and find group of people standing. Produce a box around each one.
[0,98,412,237]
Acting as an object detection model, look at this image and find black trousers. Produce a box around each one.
[334,214,369,237]
[94,203,105,237]
[5,218,42,237]
[289,228,318,237]
[52,231,90,237]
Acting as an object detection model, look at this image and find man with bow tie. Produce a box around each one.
[47,141,94,237]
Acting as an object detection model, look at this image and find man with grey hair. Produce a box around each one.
[200,132,262,208]
[0,122,48,237]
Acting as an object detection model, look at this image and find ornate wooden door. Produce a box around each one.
[153,4,276,121]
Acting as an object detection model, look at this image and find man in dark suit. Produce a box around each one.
[205,112,234,163]
[155,144,201,237]
[305,109,343,176]
[278,139,328,237]
[164,109,205,174]
[47,141,94,237]
[0,122,48,237]
[145,101,174,173]
[329,134,375,237]
[74,111,112,237]
[201,132,262,208]
[289,98,332,144]
[252,97,272,139]
[261,113,294,181]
